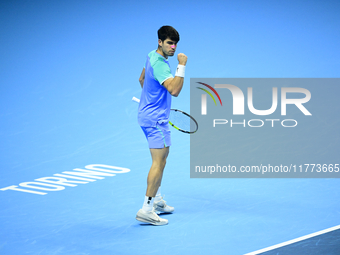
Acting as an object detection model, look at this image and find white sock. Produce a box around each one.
[142,196,154,212]
[155,186,162,202]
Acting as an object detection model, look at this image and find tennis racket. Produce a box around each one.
[132,97,198,134]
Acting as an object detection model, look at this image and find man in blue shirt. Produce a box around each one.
[136,26,187,225]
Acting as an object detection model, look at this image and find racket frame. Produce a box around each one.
[169,109,198,134]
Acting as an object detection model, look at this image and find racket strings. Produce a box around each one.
[169,110,197,133]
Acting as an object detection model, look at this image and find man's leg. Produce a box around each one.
[147,147,175,214]
[136,123,172,225]
[136,147,170,226]
[146,147,169,197]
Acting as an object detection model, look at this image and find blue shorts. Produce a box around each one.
[141,122,171,149]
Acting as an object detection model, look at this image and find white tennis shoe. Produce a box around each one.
[136,209,168,226]
[153,197,174,214]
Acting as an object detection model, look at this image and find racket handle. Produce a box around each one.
[132,97,140,103]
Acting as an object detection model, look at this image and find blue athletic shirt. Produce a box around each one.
[138,50,173,127]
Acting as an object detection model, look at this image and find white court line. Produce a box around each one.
[244,224,340,255]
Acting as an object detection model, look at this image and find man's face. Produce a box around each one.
[158,38,177,58]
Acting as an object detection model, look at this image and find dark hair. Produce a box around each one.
[158,25,180,43]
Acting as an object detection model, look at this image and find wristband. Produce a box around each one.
[175,65,185,78]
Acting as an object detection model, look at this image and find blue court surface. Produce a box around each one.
[1,1,340,254]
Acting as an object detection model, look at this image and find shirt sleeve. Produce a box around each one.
[152,59,173,85]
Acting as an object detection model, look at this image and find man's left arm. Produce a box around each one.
[162,53,187,97]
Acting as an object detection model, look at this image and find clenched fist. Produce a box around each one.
[177,53,188,66]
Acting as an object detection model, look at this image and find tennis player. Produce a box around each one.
[136,26,187,225]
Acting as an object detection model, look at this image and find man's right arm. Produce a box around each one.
[139,68,145,88]
[162,53,187,97]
